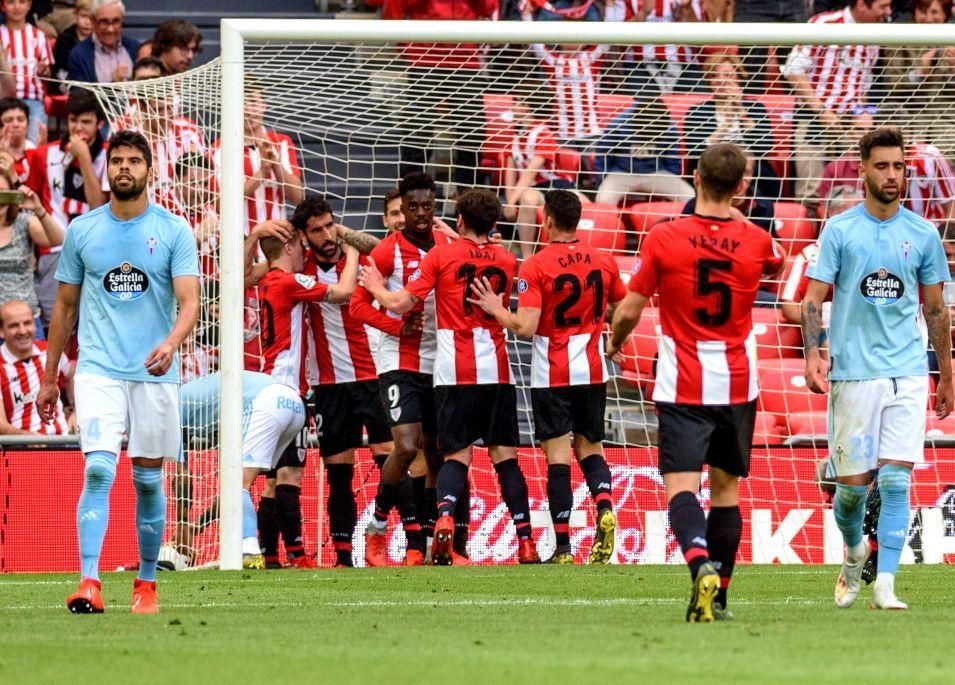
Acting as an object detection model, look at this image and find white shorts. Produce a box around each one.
[242,383,306,470]
[827,375,928,477]
[74,372,181,460]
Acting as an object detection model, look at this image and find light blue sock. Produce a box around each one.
[877,464,912,575]
[132,465,166,582]
[833,484,867,548]
[242,489,257,540]
[77,451,117,581]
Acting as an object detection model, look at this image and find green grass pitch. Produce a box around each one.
[0,565,951,684]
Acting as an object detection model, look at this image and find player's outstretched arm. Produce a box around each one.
[468,276,540,337]
[606,291,649,361]
[244,220,295,287]
[801,279,831,394]
[358,257,417,314]
[922,282,953,418]
[37,283,80,422]
[325,244,360,304]
[337,223,381,255]
[145,275,200,377]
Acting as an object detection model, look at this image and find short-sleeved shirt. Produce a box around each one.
[179,371,276,438]
[55,203,200,383]
[629,214,784,405]
[805,204,948,381]
[518,240,626,388]
[405,237,518,386]
[257,268,329,393]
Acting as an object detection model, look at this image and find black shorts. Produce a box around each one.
[434,384,519,458]
[655,401,756,478]
[310,380,392,456]
[378,370,437,435]
[265,423,308,477]
[531,384,607,443]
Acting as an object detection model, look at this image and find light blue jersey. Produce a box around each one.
[179,371,278,438]
[55,203,199,383]
[806,204,948,381]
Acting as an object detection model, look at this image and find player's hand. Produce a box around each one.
[432,217,457,240]
[604,336,624,364]
[467,276,504,316]
[400,311,423,336]
[145,342,176,376]
[252,218,295,242]
[67,412,78,434]
[36,381,59,423]
[489,229,503,245]
[935,378,954,419]
[358,257,384,291]
[342,242,359,259]
[68,135,91,164]
[804,355,829,394]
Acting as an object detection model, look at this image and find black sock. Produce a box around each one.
[706,506,742,608]
[373,453,388,470]
[436,460,469,519]
[423,487,438,539]
[453,479,470,556]
[326,464,356,567]
[579,454,613,513]
[275,484,304,559]
[398,474,424,553]
[547,464,572,549]
[494,459,532,540]
[373,478,400,524]
[668,491,709,578]
[411,475,428,536]
[257,496,279,560]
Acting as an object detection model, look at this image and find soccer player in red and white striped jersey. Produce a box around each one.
[0,0,50,143]
[0,300,70,436]
[246,220,359,567]
[472,189,626,564]
[292,195,420,567]
[608,144,785,622]
[361,188,540,565]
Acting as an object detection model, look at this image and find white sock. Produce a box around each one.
[875,572,895,589]
[847,540,868,562]
[242,536,261,555]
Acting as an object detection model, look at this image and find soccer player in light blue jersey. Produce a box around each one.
[37,129,200,615]
[180,371,305,569]
[802,126,953,611]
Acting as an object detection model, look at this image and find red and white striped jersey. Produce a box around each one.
[518,241,627,388]
[532,43,607,139]
[26,140,108,254]
[0,24,50,101]
[351,229,454,375]
[510,122,575,187]
[905,143,955,224]
[304,251,378,385]
[213,129,300,236]
[629,215,784,405]
[244,287,262,372]
[640,0,701,65]
[12,143,34,185]
[0,341,69,435]
[780,243,819,303]
[783,8,879,115]
[258,268,329,394]
[405,238,517,386]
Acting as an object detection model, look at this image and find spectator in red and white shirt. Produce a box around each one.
[1,0,51,143]
[782,0,891,202]
[530,40,608,140]
[0,299,71,435]
[503,92,578,257]
[25,88,107,330]
[0,97,37,185]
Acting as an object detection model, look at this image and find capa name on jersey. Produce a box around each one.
[103,262,149,301]
[860,267,904,305]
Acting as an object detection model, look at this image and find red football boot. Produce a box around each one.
[431,514,455,566]
[288,554,319,569]
[67,578,104,614]
[364,522,390,567]
[450,550,472,566]
[130,578,159,614]
[404,549,425,566]
[517,538,541,564]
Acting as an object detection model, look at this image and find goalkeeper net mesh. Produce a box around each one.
[74,35,955,568]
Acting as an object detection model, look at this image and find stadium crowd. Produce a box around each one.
[0,0,953,585]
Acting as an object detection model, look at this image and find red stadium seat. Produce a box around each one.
[618,308,659,378]
[773,202,817,254]
[785,411,827,438]
[540,201,625,253]
[594,94,634,130]
[43,94,67,119]
[925,413,955,437]
[754,411,786,445]
[555,147,582,183]
[751,307,803,359]
[623,201,684,241]
[757,359,827,427]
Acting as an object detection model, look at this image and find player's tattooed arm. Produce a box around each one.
[801,279,831,394]
[336,223,380,255]
[922,282,953,418]
[324,243,360,304]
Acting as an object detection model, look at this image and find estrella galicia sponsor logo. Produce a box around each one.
[860,267,904,305]
[103,262,149,301]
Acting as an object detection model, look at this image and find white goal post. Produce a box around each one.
[216,19,955,570]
